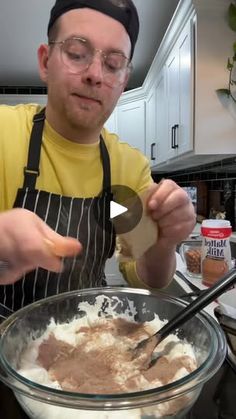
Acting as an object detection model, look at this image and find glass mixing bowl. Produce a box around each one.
[0,287,226,419]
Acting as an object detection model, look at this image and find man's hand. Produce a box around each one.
[136,180,196,288]
[147,179,196,245]
[0,208,82,285]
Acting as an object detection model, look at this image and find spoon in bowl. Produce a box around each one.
[133,268,236,367]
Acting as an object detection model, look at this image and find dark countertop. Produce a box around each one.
[0,360,235,419]
[186,359,236,418]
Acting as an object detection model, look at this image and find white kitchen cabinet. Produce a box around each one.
[145,83,157,167]
[116,98,146,154]
[155,71,168,164]
[165,18,193,160]
[104,109,117,133]
[151,0,236,171]
[145,70,167,166]
[118,0,236,171]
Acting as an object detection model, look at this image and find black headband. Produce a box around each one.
[47,0,139,59]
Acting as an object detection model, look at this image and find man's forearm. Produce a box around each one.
[136,238,176,288]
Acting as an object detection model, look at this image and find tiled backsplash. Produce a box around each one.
[0,86,47,95]
[152,157,236,231]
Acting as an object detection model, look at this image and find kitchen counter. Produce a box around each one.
[174,256,236,418]
[174,252,217,316]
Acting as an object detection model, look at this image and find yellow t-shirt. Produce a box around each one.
[0,103,153,286]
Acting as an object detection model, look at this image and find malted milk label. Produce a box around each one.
[201,220,232,287]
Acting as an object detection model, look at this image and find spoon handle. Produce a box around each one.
[158,268,236,341]
[175,269,202,294]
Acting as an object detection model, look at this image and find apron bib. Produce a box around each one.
[0,109,115,313]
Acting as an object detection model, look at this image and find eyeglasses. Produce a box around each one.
[49,37,132,87]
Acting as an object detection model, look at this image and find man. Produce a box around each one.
[0,0,195,314]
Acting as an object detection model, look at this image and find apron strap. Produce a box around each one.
[23,108,45,189]
[99,135,112,195]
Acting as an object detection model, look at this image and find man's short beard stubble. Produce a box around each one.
[64,100,109,135]
[47,81,116,138]
[70,101,104,126]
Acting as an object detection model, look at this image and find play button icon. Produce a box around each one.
[110,201,128,219]
[96,185,143,234]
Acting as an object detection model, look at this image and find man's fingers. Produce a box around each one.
[0,264,26,285]
[44,236,82,258]
[0,209,83,285]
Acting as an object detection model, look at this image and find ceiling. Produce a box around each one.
[0,0,180,91]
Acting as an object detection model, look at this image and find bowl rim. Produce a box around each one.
[0,287,227,410]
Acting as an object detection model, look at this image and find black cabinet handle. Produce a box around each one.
[151,142,156,160]
[174,124,179,148]
[171,126,175,149]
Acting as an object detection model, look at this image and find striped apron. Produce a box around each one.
[0,109,116,315]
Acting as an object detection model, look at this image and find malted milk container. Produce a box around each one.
[201,219,232,286]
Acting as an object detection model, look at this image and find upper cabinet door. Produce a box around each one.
[146,69,167,167]
[166,43,179,160]
[116,99,145,154]
[178,19,194,155]
[146,84,157,167]
[145,69,167,166]
[165,19,194,160]
[155,70,168,165]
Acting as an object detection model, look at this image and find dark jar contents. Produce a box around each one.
[185,248,201,274]
[202,257,229,287]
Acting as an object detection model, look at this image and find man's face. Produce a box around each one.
[38,8,131,134]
